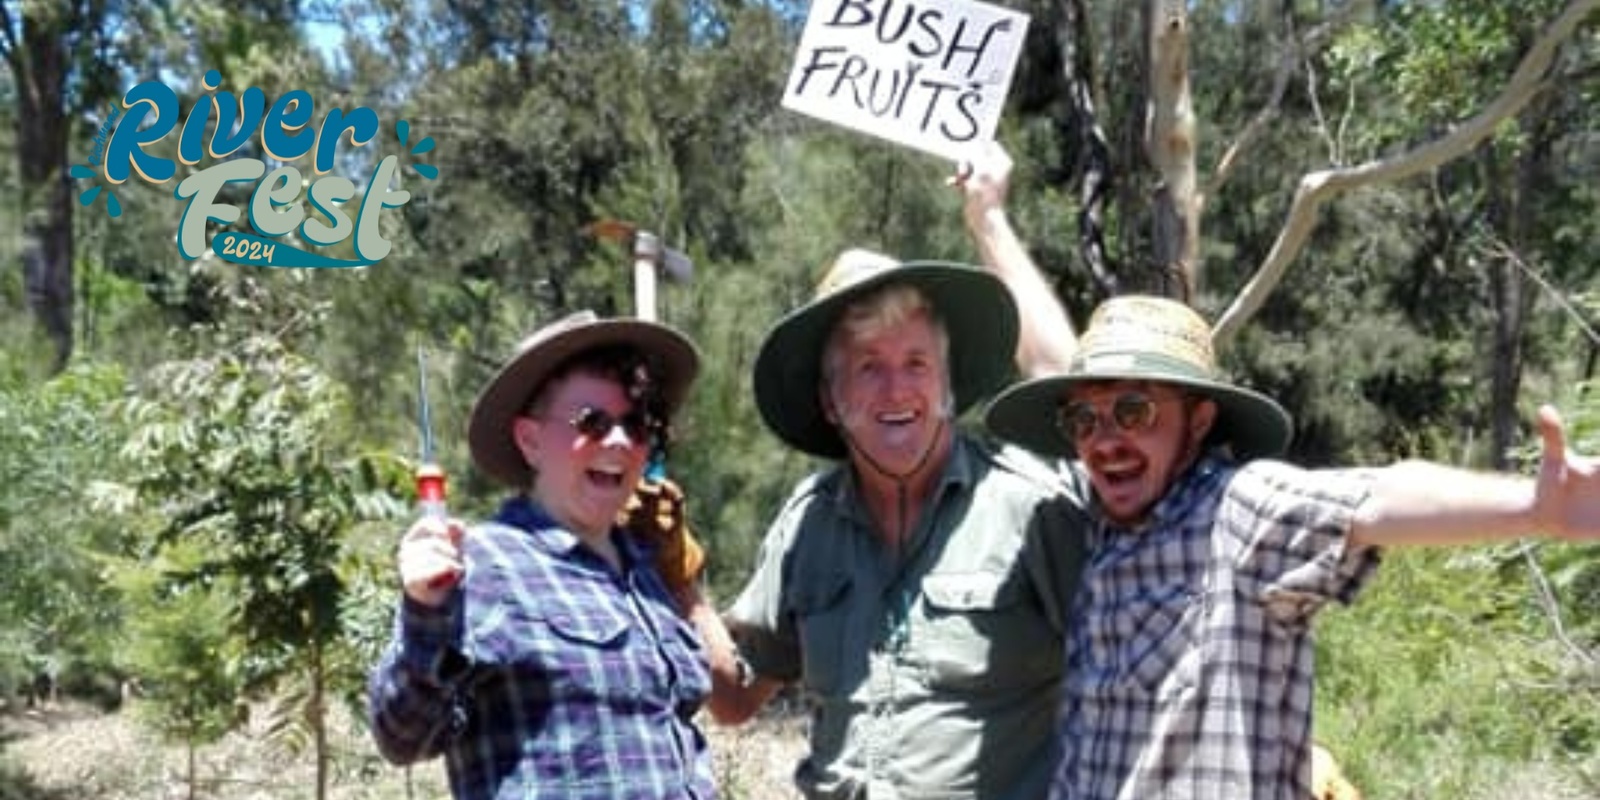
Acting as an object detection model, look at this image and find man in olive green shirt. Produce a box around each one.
[688,247,1089,799]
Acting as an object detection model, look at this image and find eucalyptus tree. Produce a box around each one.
[2,0,309,373]
[989,0,1598,463]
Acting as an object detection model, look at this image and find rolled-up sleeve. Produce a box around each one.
[1217,460,1382,626]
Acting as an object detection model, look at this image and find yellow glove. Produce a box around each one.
[619,477,705,593]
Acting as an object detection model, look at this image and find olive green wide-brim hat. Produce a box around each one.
[467,310,700,488]
[984,295,1292,460]
[752,249,1019,460]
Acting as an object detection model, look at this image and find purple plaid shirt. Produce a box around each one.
[1053,453,1379,800]
[368,497,715,800]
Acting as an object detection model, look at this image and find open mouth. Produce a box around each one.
[1092,455,1145,491]
[877,409,918,426]
[586,465,626,489]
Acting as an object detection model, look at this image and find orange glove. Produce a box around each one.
[619,477,705,593]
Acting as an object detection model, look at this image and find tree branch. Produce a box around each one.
[1211,0,1600,347]
[1209,6,1358,198]
[1520,545,1598,669]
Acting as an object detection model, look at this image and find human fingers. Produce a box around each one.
[398,517,465,603]
[955,141,1013,217]
[1534,404,1600,540]
[622,480,668,542]
[1535,404,1568,487]
[964,140,1012,179]
[946,158,974,188]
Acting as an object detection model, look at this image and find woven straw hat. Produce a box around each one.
[752,249,1018,459]
[467,310,700,488]
[984,295,1291,459]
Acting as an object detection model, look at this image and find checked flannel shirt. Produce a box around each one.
[1052,453,1380,800]
[368,496,715,800]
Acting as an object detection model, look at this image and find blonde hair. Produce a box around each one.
[821,284,952,395]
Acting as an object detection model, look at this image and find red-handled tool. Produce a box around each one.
[415,346,457,589]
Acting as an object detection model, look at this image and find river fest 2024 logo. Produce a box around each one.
[74,69,437,269]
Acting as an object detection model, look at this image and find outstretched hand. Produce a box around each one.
[1534,404,1600,541]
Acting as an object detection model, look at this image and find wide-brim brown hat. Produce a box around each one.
[467,310,700,488]
[984,295,1291,459]
[752,249,1019,459]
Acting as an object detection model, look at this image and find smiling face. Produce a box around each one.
[513,369,652,539]
[1064,380,1216,527]
[820,286,955,480]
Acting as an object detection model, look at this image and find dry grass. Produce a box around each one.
[0,699,807,800]
[4,699,1595,799]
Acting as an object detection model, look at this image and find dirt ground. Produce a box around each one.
[0,698,808,799]
[5,699,1595,800]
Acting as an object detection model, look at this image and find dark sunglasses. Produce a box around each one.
[1057,393,1161,442]
[569,405,654,443]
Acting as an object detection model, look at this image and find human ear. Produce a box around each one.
[1188,397,1218,448]
[819,384,840,425]
[512,416,542,467]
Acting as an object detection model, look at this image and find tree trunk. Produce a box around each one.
[186,738,197,800]
[14,7,76,372]
[1488,92,1557,469]
[312,641,330,800]
[1487,254,1526,470]
[1144,0,1198,301]
[1211,0,1599,345]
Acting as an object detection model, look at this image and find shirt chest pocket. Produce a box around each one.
[473,601,632,689]
[918,571,1059,689]
[1092,586,1202,698]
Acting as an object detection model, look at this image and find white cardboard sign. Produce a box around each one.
[782,0,1031,162]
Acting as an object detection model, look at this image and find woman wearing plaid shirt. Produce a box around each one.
[368,312,715,800]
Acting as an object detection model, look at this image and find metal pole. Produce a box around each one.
[633,230,661,322]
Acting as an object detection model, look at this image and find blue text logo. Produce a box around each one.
[73,69,439,269]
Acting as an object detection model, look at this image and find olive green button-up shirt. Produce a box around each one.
[728,433,1090,800]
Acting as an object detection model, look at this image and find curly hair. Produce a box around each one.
[522,343,676,453]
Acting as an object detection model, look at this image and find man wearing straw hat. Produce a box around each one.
[691,247,1091,799]
[963,150,1600,800]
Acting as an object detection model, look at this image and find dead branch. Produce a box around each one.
[1210,0,1600,347]
[1208,5,1359,198]
[1520,544,1598,669]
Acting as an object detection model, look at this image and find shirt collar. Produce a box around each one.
[493,494,648,565]
[827,431,978,526]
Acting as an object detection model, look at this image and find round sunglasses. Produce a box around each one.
[1057,392,1162,442]
[568,405,655,444]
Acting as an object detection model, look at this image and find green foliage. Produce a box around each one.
[116,326,409,648]
[108,538,245,748]
[1316,390,1600,799]
[1316,542,1600,800]
[112,324,408,798]
[2,2,1597,797]
[0,362,131,702]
